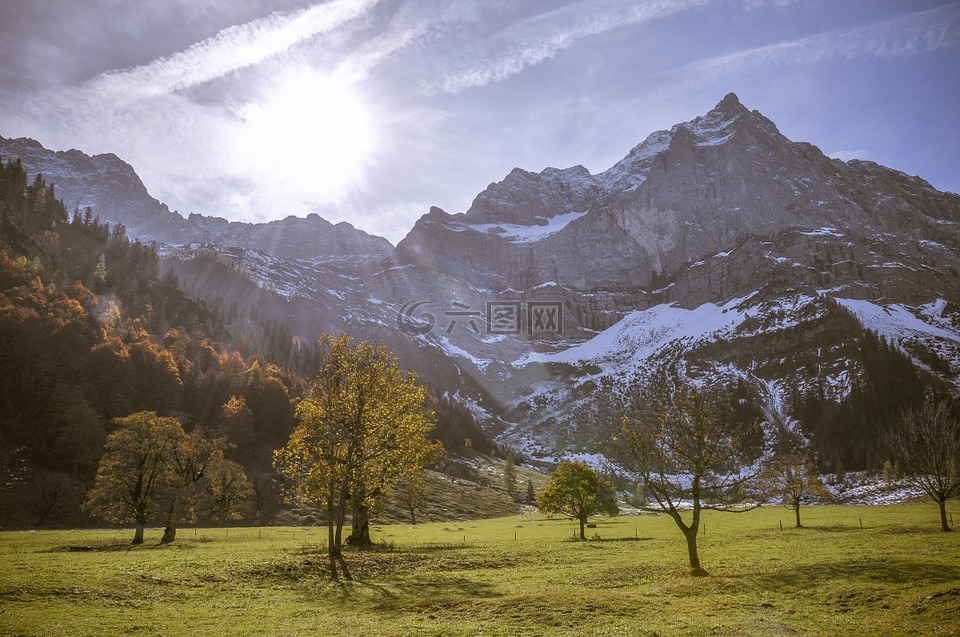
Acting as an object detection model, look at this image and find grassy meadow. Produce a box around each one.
[1,502,959,636]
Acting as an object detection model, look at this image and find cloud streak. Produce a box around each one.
[87,0,382,101]
[421,0,809,94]
[423,0,718,94]
[678,2,960,77]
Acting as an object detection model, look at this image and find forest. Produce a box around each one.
[0,157,498,529]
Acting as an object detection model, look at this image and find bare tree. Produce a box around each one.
[612,383,762,575]
[398,473,427,526]
[884,394,960,532]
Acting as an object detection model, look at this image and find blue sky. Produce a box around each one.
[1,0,958,243]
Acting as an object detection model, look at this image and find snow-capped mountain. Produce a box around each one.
[4,93,959,463]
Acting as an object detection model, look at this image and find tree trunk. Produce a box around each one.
[939,496,952,532]
[794,503,802,529]
[685,497,707,576]
[327,502,338,559]
[683,526,707,576]
[408,503,417,526]
[348,501,373,547]
[579,514,586,541]
[160,501,177,544]
[132,523,145,545]
[333,496,346,559]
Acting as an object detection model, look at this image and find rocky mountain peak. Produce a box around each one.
[716,91,745,113]
[463,163,600,225]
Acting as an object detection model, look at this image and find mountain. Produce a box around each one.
[388,93,960,463]
[4,94,959,469]
[0,135,392,260]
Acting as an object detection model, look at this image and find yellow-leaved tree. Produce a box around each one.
[85,411,188,544]
[273,334,441,573]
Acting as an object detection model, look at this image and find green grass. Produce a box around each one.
[2,503,959,636]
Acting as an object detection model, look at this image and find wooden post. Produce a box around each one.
[859,518,863,529]
[779,520,783,532]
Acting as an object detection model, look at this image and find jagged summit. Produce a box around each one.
[717,91,745,111]
[452,94,780,229]
[399,91,960,304]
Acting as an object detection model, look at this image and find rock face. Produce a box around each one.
[398,93,960,324]
[5,94,960,455]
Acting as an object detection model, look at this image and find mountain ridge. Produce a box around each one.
[0,134,393,259]
[4,93,960,465]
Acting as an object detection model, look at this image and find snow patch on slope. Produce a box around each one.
[515,294,756,368]
[460,210,589,243]
[835,298,960,344]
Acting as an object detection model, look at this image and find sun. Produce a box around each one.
[232,68,377,204]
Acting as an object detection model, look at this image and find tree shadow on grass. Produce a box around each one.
[47,541,199,553]
[735,558,960,591]
[296,572,502,612]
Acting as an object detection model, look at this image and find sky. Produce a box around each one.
[1,0,958,244]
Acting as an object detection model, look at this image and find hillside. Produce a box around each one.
[0,159,504,529]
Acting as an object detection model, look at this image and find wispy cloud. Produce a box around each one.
[87,0,382,101]
[423,0,712,94]
[678,2,960,77]
[333,0,487,83]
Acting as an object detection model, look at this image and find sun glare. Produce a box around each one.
[233,69,377,204]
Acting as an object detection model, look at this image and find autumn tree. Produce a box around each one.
[884,394,960,531]
[204,452,253,525]
[612,383,762,575]
[537,461,619,540]
[761,452,832,528]
[274,334,441,572]
[85,412,188,544]
[217,395,257,458]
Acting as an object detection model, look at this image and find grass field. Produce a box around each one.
[1,502,959,636]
